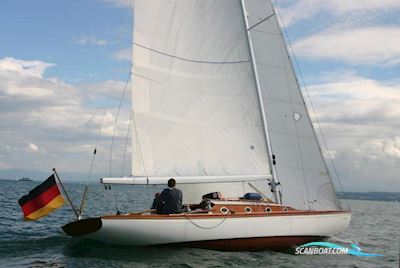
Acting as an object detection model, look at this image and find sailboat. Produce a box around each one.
[62,0,351,250]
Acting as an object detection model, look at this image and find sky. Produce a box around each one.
[0,0,399,192]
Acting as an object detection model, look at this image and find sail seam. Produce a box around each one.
[251,29,281,36]
[269,129,315,140]
[275,163,329,174]
[131,72,163,84]
[133,111,264,128]
[134,42,250,64]
[257,62,292,71]
[247,12,276,31]
[264,96,304,105]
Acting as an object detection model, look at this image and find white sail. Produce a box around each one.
[130,0,341,209]
[243,0,340,210]
[131,0,272,202]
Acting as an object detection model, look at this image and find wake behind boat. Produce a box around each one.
[60,0,351,250]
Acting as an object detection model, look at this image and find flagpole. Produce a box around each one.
[78,184,89,218]
[52,168,80,220]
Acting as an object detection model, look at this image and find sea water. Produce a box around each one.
[0,180,398,267]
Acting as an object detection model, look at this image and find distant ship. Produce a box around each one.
[17,177,33,182]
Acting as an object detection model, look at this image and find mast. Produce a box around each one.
[239,0,281,204]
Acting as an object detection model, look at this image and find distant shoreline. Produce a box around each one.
[337,192,400,202]
[1,178,398,203]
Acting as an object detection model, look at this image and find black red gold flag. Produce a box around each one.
[18,174,65,221]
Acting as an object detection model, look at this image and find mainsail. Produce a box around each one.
[129,0,341,210]
[131,0,272,202]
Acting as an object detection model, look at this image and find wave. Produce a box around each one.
[0,235,69,257]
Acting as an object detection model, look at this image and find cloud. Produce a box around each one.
[277,0,400,26]
[0,57,54,78]
[332,135,400,192]
[72,35,108,46]
[359,137,400,159]
[112,48,131,61]
[101,0,133,8]
[0,58,79,102]
[304,74,400,191]
[308,74,400,124]
[0,57,132,175]
[382,137,400,158]
[293,27,400,65]
[28,143,39,152]
[331,0,400,13]
[81,80,131,100]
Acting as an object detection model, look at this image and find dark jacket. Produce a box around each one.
[156,188,183,214]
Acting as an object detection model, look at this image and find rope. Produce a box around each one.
[120,113,133,177]
[273,1,350,210]
[184,213,229,230]
[80,2,134,215]
[134,42,250,65]
[87,77,118,182]
[132,110,149,181]
[86,149,97,182]
[98,68,131,213]
[98,72,130,214]
[78,70,124,217]
[109,70,131,177]
[103,184,120,214]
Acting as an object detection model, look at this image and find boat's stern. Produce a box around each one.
[62,217,102,237]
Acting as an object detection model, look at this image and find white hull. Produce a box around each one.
[79,211,351,248]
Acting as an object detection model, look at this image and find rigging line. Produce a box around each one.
[134,42,250,64]
[132,110,149,181]
[78,69,123,217]
[109,69,131,177]
[79,149,96,217]
[273,1,349,210]
[103,184,119,214]
[86,149,97,183]
[247,12,276,31]
[120,112,133,177]
[92,0,134,216]
[85,73,119,184]
[184,213,229,230]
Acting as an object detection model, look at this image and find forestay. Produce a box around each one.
[131,0,272,202]
[243,0,341,210]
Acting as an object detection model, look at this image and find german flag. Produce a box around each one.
[18,174,65,221]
